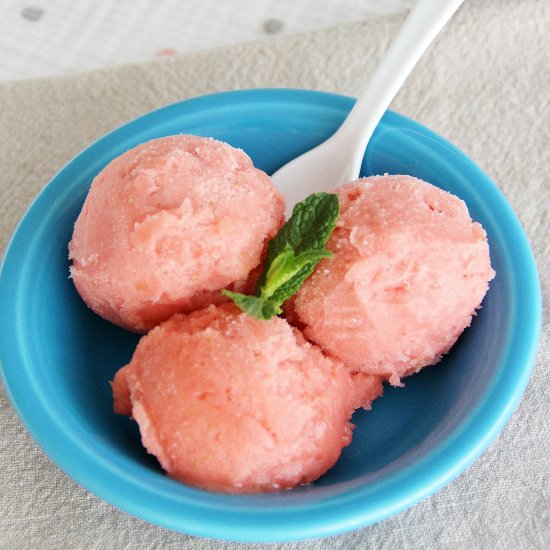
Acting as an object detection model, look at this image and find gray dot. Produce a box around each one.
[263,18,284,35]
[21,6,44,21]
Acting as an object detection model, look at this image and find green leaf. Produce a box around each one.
[256,193,340,291]
[223,192,339,320]
[221,291,279,320]
[260,246,332,302]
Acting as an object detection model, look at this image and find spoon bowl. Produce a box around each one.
[272,0,465,214]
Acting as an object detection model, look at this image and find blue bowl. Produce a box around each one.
[0,89,541,542]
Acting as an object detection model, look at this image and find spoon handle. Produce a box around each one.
[338,0,464,182]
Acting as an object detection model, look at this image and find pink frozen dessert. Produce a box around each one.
[349,372,384,411]
[69,135,284,332]
[287,175,495,386]
[112,304,357,493]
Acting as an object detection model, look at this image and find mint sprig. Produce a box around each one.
[223,192,339,320]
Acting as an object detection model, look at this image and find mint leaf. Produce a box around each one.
[261,246,332,301]
[221,291,278,319]
[256,192,340,291]
[224,192,339,320]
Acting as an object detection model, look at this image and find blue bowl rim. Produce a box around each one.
[0,88,542,542]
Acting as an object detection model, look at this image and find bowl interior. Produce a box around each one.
[0,89,541,542]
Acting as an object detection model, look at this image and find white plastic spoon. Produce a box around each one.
[272,0,464,215]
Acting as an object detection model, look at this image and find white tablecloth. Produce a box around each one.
[0,0,413,81]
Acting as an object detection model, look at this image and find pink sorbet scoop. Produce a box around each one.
[287,175,495,386]
[69,135,285,333]
[112,304,361,493]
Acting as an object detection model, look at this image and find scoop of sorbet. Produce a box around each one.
[69,135,284,332]
[287,175,495,385]
[112,304,358,493]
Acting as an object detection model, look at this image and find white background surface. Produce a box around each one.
[0,0,414,81]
